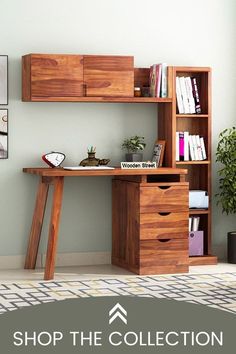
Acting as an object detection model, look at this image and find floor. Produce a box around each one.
[0,262,235,282]
[0,263,236,314]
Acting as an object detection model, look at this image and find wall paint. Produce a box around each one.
[0,0,235,259]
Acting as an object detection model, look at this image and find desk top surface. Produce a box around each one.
[23,167,187,177]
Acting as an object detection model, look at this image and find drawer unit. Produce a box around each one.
[140,211,189,240]
[112,179,189,275]
[140,184,189,213]
[140,239,189,274]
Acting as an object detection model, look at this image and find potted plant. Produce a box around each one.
[216,127,236,263]
[122,135,146,162]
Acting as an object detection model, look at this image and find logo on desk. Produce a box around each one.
[109,303,127,325]
[121,162,157,169]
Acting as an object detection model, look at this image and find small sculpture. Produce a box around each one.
[79,147,110,167]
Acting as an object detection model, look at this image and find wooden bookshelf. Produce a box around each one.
[22,56,217,267]
[172,67,215,265]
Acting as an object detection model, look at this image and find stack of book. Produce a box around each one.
[189,216,200,232]
[176,132,206,161]
[176,76,201,114]
[149,63,168,98]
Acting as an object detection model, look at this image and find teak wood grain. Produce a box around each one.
[83,55,134,97]
[24,178,49,269]
[140,184,189,213]
[140,211,189,240]
[22,54,84,100]
[44,177,64,280]
[23,167,187,177]
[112,179,189,275]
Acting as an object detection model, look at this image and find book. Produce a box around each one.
[149,64,157,97]
[191,77,201,113]
[192,216,200,232]
[176,132,180,161]
[184,131,189,161]
[176,77,184,114]
[188,135,196,161]
[200,137,207,160]
[185,77,196,113]
[149,64,162,97]
[179,132,184,161]
[196,135,203,160]
[161,63,168,98]
[179,77,190,113]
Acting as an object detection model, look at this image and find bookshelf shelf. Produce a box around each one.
[176,114,208,118]
[176,160,210,165]
[24,96,172,103]
[189,209,210,215]
[189,255,217,265]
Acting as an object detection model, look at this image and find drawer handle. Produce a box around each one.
[158,186,171,190]
[158,212,171,216]
[157,239,171,243]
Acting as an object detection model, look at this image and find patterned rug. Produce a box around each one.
[0,272,236,315]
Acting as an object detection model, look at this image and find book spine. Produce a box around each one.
[156,64,162,97]
[179,77,190,113]
[192,135,199,160]
[191,77,201,113]
[184,131,189,161]
[176,77,184,114]
[149,65,156,97]
[192,217,200,232]
[161,63,167,98]
[179,132,184,161]
[200,137,207,160]
[196,135,203,160]
[189,217,192,232]
[188,135,195,161]
[176,132,180,161]
[185,77,196,113]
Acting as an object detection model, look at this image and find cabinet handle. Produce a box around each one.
[157,239,171,243]
[158,212,171,216]
[158,186,171,190]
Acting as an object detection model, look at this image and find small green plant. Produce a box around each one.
[121,135,146,153]
[216,127,236,214]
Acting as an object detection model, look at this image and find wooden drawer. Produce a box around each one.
[140,239,189,274]
[140,184,188,213]
[140,212,188,240]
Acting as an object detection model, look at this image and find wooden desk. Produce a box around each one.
[23,167,187,280]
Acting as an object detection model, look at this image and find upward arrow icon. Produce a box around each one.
[109,303,127,325]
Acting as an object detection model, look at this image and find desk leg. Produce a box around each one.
[25,177,49,269]
[44,177,64,280]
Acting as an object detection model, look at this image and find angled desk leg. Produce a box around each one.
[25,177,49,269]
[44,176,64,280]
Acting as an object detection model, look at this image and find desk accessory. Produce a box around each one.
[42,152,66,168]
[79,147,110,167]
[121,161,157,169]
[152,140,165,167]
[122,135,146,162]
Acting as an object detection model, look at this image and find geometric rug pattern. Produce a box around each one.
[0,272,236,315]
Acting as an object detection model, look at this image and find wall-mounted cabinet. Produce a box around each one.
[22,54,134,101]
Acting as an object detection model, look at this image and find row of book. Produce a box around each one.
[189,216,200,232]
[176,132,207,161]
[176,76,201,114]
[149,63,168,98]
